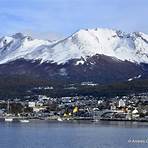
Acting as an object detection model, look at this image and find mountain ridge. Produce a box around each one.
[0,28,148,64]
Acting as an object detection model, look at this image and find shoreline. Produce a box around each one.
[0,116,148,123]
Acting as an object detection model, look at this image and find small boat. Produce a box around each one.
[5,118,13,122]
[5,100,13,122]
[93,119,99,122]
[66,118,70,121]
[57,117,63,122]
[20,119,30,123]
[93,117,100,122]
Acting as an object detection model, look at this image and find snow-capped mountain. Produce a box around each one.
[0,28,148,64]
[0,28,148,85]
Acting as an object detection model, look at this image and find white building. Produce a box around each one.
[38,95,49,101]
[118,99,126,107]
[33,107,45,113]
[110,103,116,110]
[28,102,36,108]
[98,100,103,105]
[132,108,139,118]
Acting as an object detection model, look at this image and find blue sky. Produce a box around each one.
[0,0,148,39]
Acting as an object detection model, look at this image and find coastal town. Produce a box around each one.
[0,93,148,123]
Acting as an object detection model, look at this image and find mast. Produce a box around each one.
[7,100,10,114]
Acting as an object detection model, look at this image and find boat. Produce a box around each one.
[57,117,63,122]
[5,100,13,122]
[19,106,30,123]
[93,119,99,122]
[66,118,70,121]
[20,119,30,123]
[5,118,13,122]
[93,116,100,122]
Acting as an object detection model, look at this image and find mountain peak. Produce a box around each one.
[0,28,148,64]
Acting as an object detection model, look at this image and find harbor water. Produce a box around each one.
[0,120,148,148]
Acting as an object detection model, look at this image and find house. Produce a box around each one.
[118,99,126,107]
[33,107,46,113]
[28,102,36,108]
[132,108,139,118]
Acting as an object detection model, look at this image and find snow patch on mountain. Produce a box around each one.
[76,60,85,65]
[128,75,142,81]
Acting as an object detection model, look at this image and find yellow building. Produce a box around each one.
[73,106,78,113]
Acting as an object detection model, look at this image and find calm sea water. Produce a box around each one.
[0,120,147,148]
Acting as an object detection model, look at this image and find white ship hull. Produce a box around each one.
[20,119,30,123]
[57,118,63,122]
[5,118,13,122]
